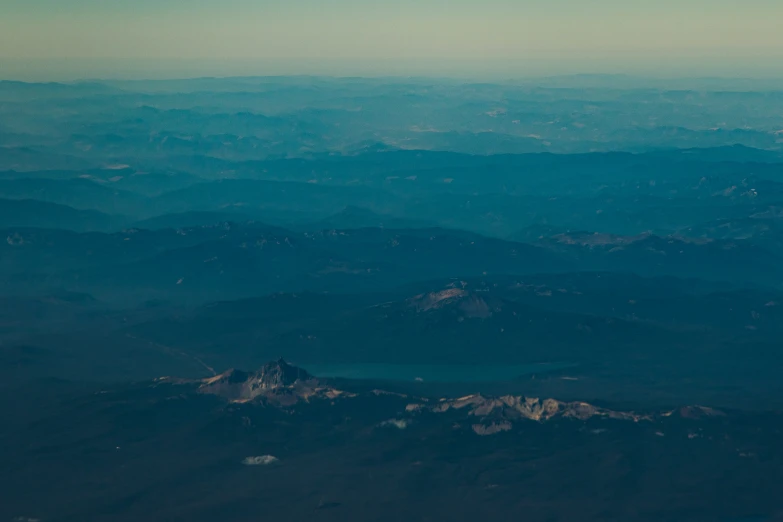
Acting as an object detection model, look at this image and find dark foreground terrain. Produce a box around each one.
[2,360,783,522]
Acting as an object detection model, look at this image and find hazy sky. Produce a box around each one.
[2,0,782,79]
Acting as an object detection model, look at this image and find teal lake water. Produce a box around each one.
[303,362,576,383]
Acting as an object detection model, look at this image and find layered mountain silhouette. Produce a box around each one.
[4,78,783,522]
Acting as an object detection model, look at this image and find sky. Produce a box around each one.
[1,0,782,80]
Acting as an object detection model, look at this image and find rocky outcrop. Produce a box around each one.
[408,288,497,319]
[417,394,648,423]
[672,405,726,419]
[195,360,715,435]
[472,421,512,436]
[242,455,279,466]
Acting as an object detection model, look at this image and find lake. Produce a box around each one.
[302,362,576,383]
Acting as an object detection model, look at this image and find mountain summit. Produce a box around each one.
[198,358,319,402]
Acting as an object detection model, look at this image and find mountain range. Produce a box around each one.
[2,76,783,522]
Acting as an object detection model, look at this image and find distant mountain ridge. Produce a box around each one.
[0,198,126,231]
[185,359,716,432]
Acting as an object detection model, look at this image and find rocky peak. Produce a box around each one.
[199,359,317,402]
[253,358,314,389]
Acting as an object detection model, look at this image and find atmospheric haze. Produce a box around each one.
[2,0,783,79]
